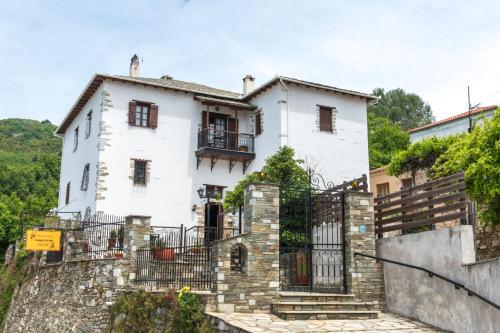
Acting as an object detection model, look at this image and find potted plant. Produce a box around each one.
[192,241,204,254]
[108,230,117,249]
[152,239,176,261]
[114,252,124,259]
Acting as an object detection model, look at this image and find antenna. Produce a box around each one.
[141,56,143,64]
[467,86,480,133]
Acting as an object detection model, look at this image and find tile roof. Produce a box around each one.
[408,105,498,133]
[242,76,378,102]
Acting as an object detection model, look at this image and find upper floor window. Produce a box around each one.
[80,163,90,191]
[65,181,71,205]
[128,101,158,129]
[318,106,337,132]
[255,111,262,136]
[73,127,79,151]
[133,160,148,185]
[85,111,92,138]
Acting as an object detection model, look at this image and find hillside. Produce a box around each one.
[0,118,62,252]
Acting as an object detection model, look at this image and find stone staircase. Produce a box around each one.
[271,291,380,320]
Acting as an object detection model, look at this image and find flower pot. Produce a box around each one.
[192,247,203,254]
[297,275,308,286]
[114,253,124,259]
[238,145,249,152]
[153,248,176,261]
[81,241,90,252]
[108,238,117,249]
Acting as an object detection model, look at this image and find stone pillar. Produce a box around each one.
[344,191,385,308]
[124,215,151,280]
[212,182,280,313]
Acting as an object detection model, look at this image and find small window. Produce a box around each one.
[133,160,147,185]
[402,178,413,189]
[136,104,150,127]
[319,106,333,132]
[84,207,91,221]
[85,111,92,138]
[376,182,390,197]
[65,181,71,204]
[255,111,262,135]
[80,163,90,191]
[230,244,247,273]
[73,127,79,151]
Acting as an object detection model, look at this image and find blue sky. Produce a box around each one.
[1,0,499,124]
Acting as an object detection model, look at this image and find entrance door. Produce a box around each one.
[205,203,220,242]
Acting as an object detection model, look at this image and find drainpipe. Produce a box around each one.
[279,78,289,146]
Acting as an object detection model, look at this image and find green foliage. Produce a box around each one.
[107,288,214,333]
[387,136,458,179]
[369,88,434,130]
[0,118,61,251]
[368,113,410,169]
[0,250,33,331]
[224,146,308,210]
[433,108,500,225]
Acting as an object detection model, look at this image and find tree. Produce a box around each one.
[369,88,434,130]
[368,113,410,169]
[224,146,309,210]
[387,135,457,184]
[433,108,500,225]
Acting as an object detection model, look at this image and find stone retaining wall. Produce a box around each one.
[475,223,500,261]
[3,258,130,333]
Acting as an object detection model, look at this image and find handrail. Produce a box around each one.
[354,252,500,310]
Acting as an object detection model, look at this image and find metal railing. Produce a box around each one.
[354,252,500,310]
[197,128,254,153]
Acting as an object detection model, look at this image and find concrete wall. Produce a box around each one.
[377,225,500,333]
[409,110,495,143]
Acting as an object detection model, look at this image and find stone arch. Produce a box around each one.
[230,243,248,273]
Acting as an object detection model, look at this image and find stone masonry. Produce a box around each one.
[344,190,386,308]
[474,223,500,261]
[211,182,280,313]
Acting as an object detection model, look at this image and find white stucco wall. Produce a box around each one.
[57,85,103,218]
[286,84,370,186]
[409,110,495,143]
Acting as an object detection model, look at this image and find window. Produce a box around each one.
[230,244,247,273]
[85,111,92,138]
[255,111,262,135]
[128,101,158,128]
[73,127,79,151]
[65,182,71,204]
[402,178,413,189]
[133,160,147,185]
[84,207,91,221]
[376,182,390,197]
[319,106,333,132]
[80,163,90,191]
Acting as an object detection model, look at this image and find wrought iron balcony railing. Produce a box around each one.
[197,128,255,154]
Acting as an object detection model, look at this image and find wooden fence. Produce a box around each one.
[375,172,472,238]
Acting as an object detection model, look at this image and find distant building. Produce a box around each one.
[409,105,497,143]
[370,104,498,197]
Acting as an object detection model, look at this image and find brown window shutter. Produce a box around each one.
[255,112,262,135]
[149,104,158,128]
[228,117,237,132]
[319,107,333,131]
[227,118,238,150]
[128,101,137,125]
[202,111,208,129]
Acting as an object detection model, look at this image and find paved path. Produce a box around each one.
[208,312,448,332]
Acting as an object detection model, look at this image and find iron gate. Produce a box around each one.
[279,171,367,293]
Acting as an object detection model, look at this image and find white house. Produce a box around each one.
[55,55,376,228]
[409,105,497,143]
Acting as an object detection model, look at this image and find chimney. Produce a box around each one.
[243,75,255,94]
[129,54,140,78]
[160,75,173,80]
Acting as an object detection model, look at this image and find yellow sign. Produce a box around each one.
[25,229,62,251]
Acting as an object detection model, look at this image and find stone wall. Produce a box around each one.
[211,183,280,313]
[475,223,500,261]
[344,191,385,308]
[3,258,130,333]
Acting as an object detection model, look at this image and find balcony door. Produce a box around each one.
[209,114,227,149]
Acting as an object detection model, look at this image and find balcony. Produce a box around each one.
[196,128,255,173]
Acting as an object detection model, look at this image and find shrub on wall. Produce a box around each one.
[107,288,214,333]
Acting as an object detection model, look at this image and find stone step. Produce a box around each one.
[278,291,355,302]
[275,310,380,320]
[272,301,375,312]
